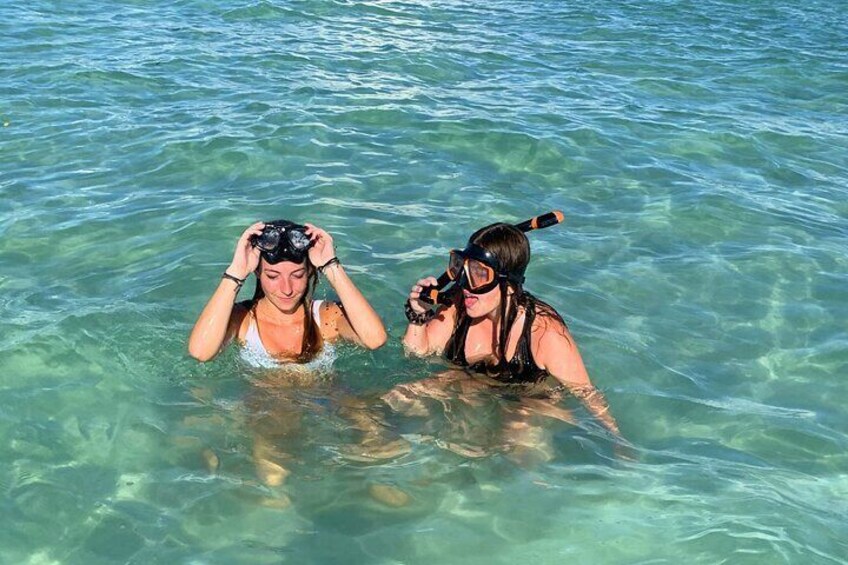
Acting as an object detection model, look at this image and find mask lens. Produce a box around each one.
[466,259,495,290]
[255,227,282,252]
[288,229,311,251]
[447,251,465,281]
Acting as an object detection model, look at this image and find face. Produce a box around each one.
[462,283,503,319]
[258,259,309,313]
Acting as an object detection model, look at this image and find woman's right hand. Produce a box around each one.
[227,222,264,279]
[408,276,438,314]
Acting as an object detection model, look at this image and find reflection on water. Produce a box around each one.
[183,365,592,511]
[149,364,606,562]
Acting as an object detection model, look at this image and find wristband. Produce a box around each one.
[222,271,246,290]
[404,300,436,325]
[317,257,341,274]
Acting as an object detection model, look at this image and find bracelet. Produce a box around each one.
[222,271,246,290]
[317,257,341,274]
[405,300,436,325]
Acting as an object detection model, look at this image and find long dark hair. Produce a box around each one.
[249,259,323,363]
[448,222,569,372]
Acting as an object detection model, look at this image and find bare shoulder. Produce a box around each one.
[529,307,591,386]
[320,300,343,317]
[428,303,459,335]
[318,300,344,340]
[531,309,576,354]
[431,302,457,327]
[423,303,457,353]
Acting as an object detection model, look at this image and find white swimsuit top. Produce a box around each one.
[239,300,336,372]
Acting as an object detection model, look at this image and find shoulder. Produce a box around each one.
[419,303,458,354]
[431,302,458,326]
[530,307,576,354]
[425,303,459,337]
[319,300,342,318]
[529,306,591,386]
[317,300,343,339]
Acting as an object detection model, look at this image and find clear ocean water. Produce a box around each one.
[2,0,847,563]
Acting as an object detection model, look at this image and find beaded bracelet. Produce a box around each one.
[404,300,436,325]
[317,257,341,274]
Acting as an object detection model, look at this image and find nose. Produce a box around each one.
[279,278,294,296]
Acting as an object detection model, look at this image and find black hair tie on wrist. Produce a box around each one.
[317,257,341,274]
[405,300,436,325]
[222,271,246,290]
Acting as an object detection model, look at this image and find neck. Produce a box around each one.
[484,306,502,323]
[467,294,508,341]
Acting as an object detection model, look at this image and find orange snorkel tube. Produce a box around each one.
[417,210,565,306]
[514,209,565,232]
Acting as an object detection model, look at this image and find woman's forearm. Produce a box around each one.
[188,277,241,361]
[571,385,621,437]
[322,263,387,349]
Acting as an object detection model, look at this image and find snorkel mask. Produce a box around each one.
[250,220,313,264]
[419,210,565,305]
[447,243,525,295]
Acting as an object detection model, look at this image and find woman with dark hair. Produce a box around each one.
[395,222,621,442]
[188,220,387,366]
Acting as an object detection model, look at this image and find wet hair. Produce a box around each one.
[469,222,530,279]
[248,257,323,363]
[448,222,569,371]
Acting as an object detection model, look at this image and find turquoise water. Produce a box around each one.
[2,0,847,562]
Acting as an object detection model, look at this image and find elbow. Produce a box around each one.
[364,329,388,350]
[187,343,215,363]
[191,354,213,363]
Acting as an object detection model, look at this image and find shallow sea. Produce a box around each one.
[2,0,847,563]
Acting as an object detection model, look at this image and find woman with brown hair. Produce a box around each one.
[187,219,390,491]
[188,219,387,366]
[391,219,622,457]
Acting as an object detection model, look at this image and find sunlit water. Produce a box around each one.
[2,0,847,563]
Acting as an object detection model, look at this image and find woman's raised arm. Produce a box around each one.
[304,223,387,350]
[187,222,263,361]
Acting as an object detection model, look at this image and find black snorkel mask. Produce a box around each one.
[250,220,313,264]
[418,210,565,305]
[447,243,526,295]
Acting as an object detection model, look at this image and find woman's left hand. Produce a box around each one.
[304,223,336,268]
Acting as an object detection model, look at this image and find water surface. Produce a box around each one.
[2,0,847,563]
